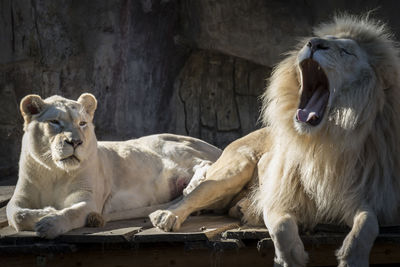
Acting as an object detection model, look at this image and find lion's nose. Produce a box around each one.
[307,38,329,55]
[66,139,83,149]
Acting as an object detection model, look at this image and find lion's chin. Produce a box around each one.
[293,114,327,135]
[55,155,81,171]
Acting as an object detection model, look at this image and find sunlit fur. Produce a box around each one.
[21,95,96,172]
[7,94,221,239]
[257,14,400,227]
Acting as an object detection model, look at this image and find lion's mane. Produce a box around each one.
[257,15,400,226]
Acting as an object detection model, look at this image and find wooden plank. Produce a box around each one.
[134,215,239,243]
[0,245,276,267]
[0,186,15,208]
[0,206,7,229]
[223,226,269,240]
[0,226,39,244]
[224,224,349,241]
[0,243,76,255]
[0,218,151,244]
[59,218,151,243]
[225,224,400,241]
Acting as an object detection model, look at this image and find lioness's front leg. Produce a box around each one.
[35,191,96,239]
[336,206,378,267]
[7,203,57,231]
[264,210,308,267]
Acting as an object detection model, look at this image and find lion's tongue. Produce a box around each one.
[297,87,329,123]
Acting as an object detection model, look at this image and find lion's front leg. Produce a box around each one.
[264,210,308,267]
[149,180,225,232]
[336,207,378,267]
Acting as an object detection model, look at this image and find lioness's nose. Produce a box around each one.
[307,38,329,54]
[66,139,83,149]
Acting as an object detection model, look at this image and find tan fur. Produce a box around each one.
[151,15,400,266]
[7,93,221,238]
[150,128,269,231]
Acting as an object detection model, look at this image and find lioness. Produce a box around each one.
[6,93,221,238]
[150,15,400,266]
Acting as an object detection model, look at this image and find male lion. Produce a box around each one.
[150,15,400,266]
[6,93,221,239]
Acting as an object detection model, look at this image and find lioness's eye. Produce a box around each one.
[79,121,87,127]
[49,120,60,126]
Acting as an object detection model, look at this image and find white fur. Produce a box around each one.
[7,93,221,238]
[257,15,400,266]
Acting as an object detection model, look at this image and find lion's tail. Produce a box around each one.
[103,196,182,222]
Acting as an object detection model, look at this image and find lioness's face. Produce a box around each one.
[20,94,97,172]
[294,36,375,134]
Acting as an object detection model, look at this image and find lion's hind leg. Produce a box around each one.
[86,212,105,227]
[150,129,269,232]
[229,197,263,226]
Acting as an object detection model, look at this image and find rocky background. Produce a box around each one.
[1,0,399,183]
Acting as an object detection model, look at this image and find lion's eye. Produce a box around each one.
[340,48,355,57]
[79,121,87,127]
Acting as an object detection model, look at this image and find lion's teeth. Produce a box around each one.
[307,112,319,122]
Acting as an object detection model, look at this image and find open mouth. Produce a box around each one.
[296,59,330,126]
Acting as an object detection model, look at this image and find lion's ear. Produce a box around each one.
[78,93,97,117]
[20,95,46,121]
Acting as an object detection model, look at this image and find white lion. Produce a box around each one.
[150,15,400,266]
[6,93,221,238]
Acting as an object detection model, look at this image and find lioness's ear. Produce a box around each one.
[20,94,45,121]
[78,93,97,117]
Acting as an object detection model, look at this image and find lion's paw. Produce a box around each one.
[336,248,369,267]
[149,210,181,232]
[86,212,105,227]
[337,260,368,267]
[35,215,68,239]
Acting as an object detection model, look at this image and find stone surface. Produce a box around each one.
[1,1,400,181]
[170,51,269,148]
[0,0,187,179]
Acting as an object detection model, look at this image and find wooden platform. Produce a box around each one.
[1,185,400,267]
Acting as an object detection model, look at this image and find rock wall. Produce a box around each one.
[1,0,400,182]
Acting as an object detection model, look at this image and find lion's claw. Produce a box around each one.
[149,210,182,232]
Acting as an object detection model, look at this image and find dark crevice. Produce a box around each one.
[31,0,43,63]
[10,1,15,53]
[232,58,242,132]
[177,86,189,135]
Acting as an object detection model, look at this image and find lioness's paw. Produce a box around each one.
[35,215,68,239]
[86,212,105,227]
[13,207,57,231]
[13,210,30,225]
[149,210,181,232]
